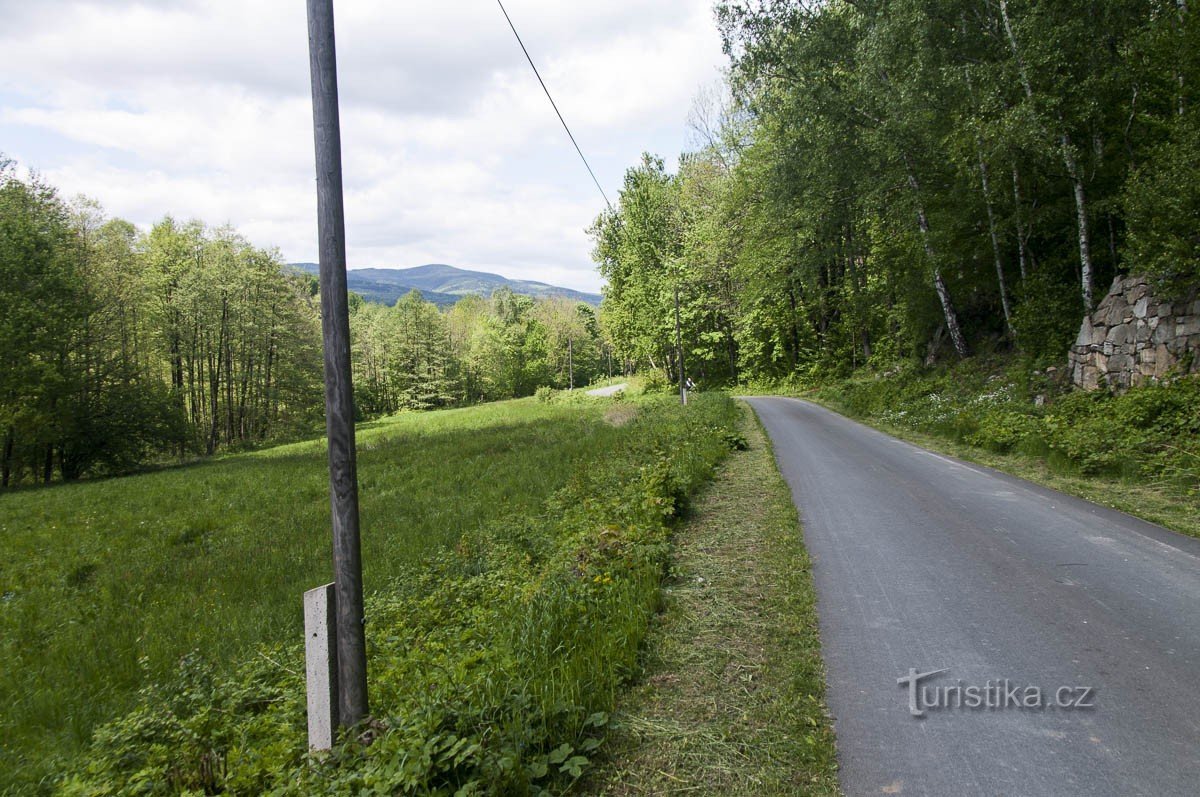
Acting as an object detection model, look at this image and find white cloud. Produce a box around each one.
[0,0,725,292]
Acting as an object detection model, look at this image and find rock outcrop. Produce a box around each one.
[1069,275,1200,391]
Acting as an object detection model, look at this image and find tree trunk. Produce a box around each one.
[725,318,739,382]
[1061,132,1094,310]
[999,0,1034,98]
[786,284,801,368]
[2,426,13,488]
[976,146,1015,337]
[1180,1,1190,116]
[903,158,970,359]
[221,299,233,444]
[1011,165,1030,280]
[1000,0,1093,310]
[673,282,686,404]
[208,339,222,457]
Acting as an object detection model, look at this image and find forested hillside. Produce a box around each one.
[289,262,603,308]
[0,161,610,487]
[592,0,1200,382]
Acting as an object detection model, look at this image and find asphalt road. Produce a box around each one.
[585,382,628,397]
[746,397,1200,797]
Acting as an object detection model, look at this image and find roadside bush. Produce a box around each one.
[638,371,671,395]
[549,388,590,406]
[534,386,558,403]
[1041,378,1200,479]
[965,410,1040,454]
[813,357,1200,489]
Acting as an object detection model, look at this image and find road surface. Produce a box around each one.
[585,382,627,397]
[746,397,1200,797]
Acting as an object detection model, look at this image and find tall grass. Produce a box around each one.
[1,394,739,794]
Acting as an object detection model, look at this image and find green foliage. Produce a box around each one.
[442,291,611,406]
[1,159,618,488]
[0,167,325,486]
[722,430,749,451]
[1040,382,1200,478]
[594,1,1200,385]
[1125,109,1200,292]
[351,291,460,416]
[637,371,672,395]
[1009,271,1084,362]
[0,394,738,794]
[965,410,1041,454]
[139,217,325,456]
[815,359,1200,487]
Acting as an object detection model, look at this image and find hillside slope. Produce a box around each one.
[289,262,602,307]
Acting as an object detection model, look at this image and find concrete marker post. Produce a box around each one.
[303,582,338,750]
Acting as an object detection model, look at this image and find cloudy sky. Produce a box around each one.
[0,1,727,293]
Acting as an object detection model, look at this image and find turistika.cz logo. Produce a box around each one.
[897,668,1097,718]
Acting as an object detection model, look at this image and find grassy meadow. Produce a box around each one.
[0,393,739,794]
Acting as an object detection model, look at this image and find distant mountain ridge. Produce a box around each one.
[288,263,602,308]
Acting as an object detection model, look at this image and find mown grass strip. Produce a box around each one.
[580,401,839,796]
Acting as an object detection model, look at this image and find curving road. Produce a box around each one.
[746,397,1200,797]
[585,382,628,397]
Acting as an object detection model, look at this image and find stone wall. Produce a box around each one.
[1069,275,1200,391]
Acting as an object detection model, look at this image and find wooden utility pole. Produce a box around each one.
[306,0,369,728]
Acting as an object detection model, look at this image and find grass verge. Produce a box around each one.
[580,401,839,796]
[809,400,1200,539]
[744,355,1198,540]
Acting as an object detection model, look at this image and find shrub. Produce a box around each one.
[639,371,671,395]
[815,357,1199,489]
[966,410,1040,453]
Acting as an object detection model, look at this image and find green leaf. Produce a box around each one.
[584,711,609,728]
[547,743,573,764]
[561,755,589,778]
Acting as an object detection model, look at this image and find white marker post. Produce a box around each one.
[303,583,338,750]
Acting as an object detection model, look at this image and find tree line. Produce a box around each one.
[592,0,1199,383]
[1,160,609,487]
[350,288,610,416]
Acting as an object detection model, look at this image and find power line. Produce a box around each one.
[495,0,613,211]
